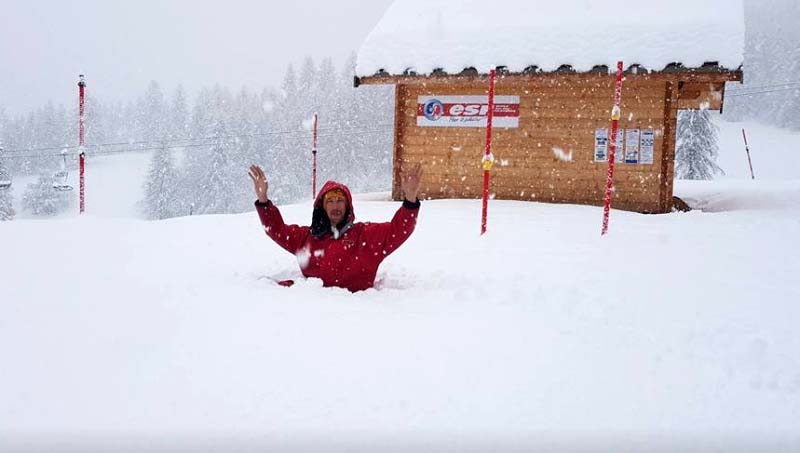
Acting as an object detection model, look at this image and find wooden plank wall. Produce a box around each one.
[393,74,677,213]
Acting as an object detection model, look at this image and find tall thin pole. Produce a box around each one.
[480,68,497,236]
[742,128,755,180]
[78,74,86,214]
[601,61,624,236]
[312,112,318,199]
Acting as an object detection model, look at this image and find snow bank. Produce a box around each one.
[2,187,799,452]
[357,0,744,77]
[2,118,799,451]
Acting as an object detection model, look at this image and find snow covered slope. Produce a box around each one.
[10,150,151,220]
[1,119,799,451]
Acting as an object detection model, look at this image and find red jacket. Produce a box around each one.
[255,181,420,292]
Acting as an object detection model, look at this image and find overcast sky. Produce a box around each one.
[1,0,394,116]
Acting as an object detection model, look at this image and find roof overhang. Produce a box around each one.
[355,62,743,87]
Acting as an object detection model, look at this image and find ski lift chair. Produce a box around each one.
[52,170,73,191]
[53,150,73,191]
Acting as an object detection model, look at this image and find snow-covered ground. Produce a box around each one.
[2,119,799,452]
[675,117,800,214]
[9,150,152,220]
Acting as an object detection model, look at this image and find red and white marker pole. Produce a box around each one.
[78,74,86,214]
[601,61,624,236]
[480,68,497,236]
[742,128,755,180]
[312,112,318,199]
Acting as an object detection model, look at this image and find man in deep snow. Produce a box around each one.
[248,163,423,292]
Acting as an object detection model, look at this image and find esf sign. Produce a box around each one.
[416,95,520,128]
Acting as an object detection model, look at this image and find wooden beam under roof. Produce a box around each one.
[356,65,743,87]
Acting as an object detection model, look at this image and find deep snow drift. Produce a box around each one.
[1,118,799,452]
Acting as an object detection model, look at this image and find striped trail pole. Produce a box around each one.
[481,68,497,235]
[601,61,624,236]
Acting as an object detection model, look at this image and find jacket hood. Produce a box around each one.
[311,181,355,238]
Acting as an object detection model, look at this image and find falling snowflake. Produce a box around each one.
[551,147,573,162]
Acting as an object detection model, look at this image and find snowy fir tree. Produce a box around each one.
[0,142,14,220]
[0,168,13,222]
[178,86,216,215]
[21,174,71,216]
[81,93,107,146]
[268,63,306,204]
[227,87,264,211]
[0,185,12,221]
[138,81,167,146]
[169,85,190,142]
[142,142,180,220]
[195,119,240,215]
[675,109,724,180]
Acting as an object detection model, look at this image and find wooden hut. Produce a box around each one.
[355,0,744,213]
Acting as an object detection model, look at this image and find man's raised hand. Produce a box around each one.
[401,162,423,202]
[248,165,269,203]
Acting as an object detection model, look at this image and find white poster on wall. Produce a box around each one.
[615,129,625,162]
[625,128,640,164]
[640,129,655,165]
[594,128,608,162]
[416,95,520,128]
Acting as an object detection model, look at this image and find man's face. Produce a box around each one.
[324,194,347,225]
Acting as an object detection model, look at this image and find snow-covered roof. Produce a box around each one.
[356,0,744,78]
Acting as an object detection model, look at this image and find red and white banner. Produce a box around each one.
[417,95,520,128]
